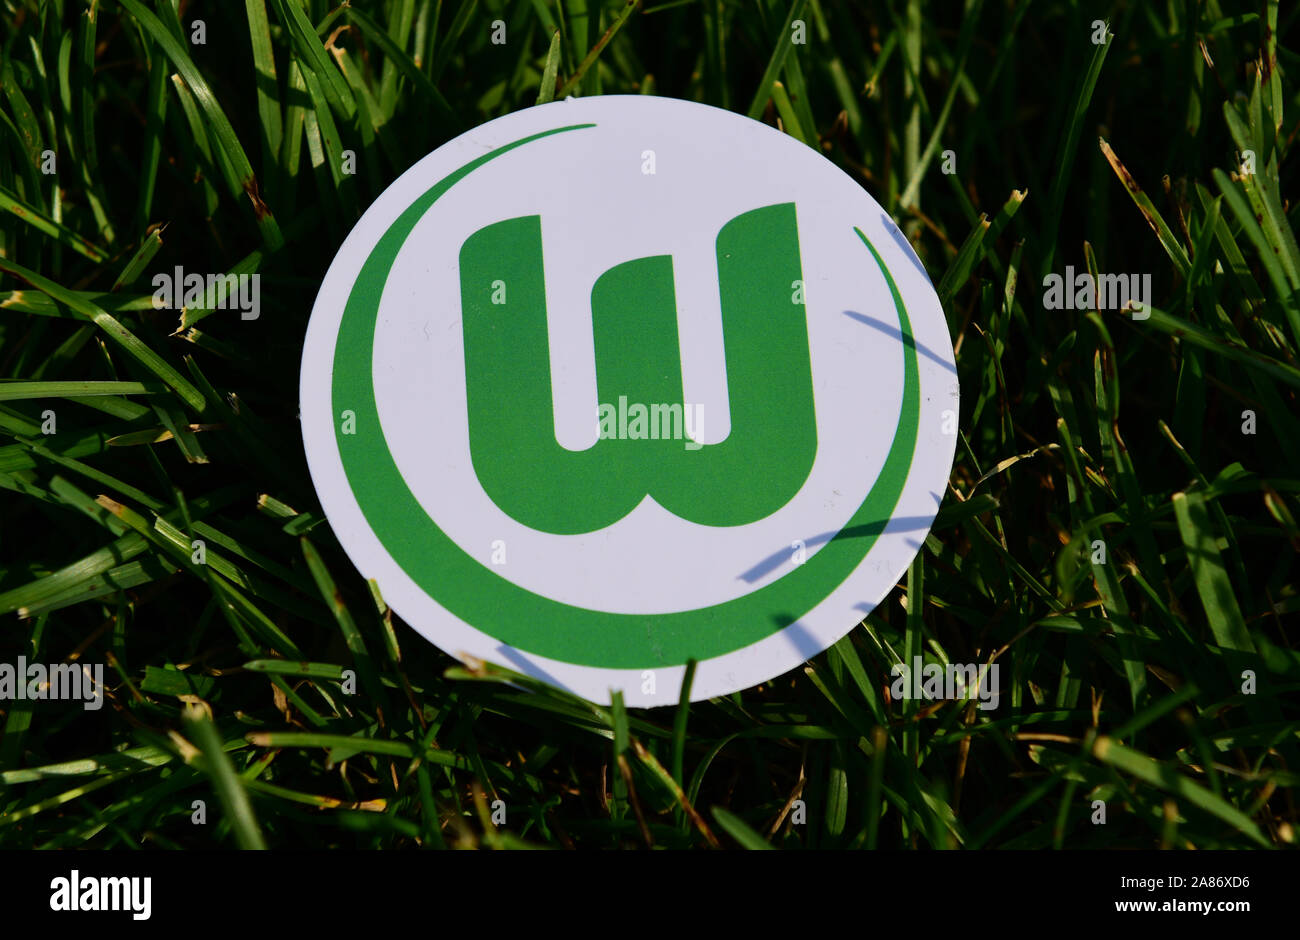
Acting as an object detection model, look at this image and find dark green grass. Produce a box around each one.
[0,0,1297,849]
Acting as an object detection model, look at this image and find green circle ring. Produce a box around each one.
[330,124,922,669]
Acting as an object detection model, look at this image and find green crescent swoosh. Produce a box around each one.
[330,123,920,668]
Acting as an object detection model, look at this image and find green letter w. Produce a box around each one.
[460,202,816,534]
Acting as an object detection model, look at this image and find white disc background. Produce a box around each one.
[300,96,959,706]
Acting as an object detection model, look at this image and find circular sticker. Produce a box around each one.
[300,96,958,706]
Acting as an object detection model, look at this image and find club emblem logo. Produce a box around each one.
[301,96,958,705]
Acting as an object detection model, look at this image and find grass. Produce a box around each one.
[0,0,1297,850]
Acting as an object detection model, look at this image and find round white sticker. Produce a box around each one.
[300,96,958,706]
